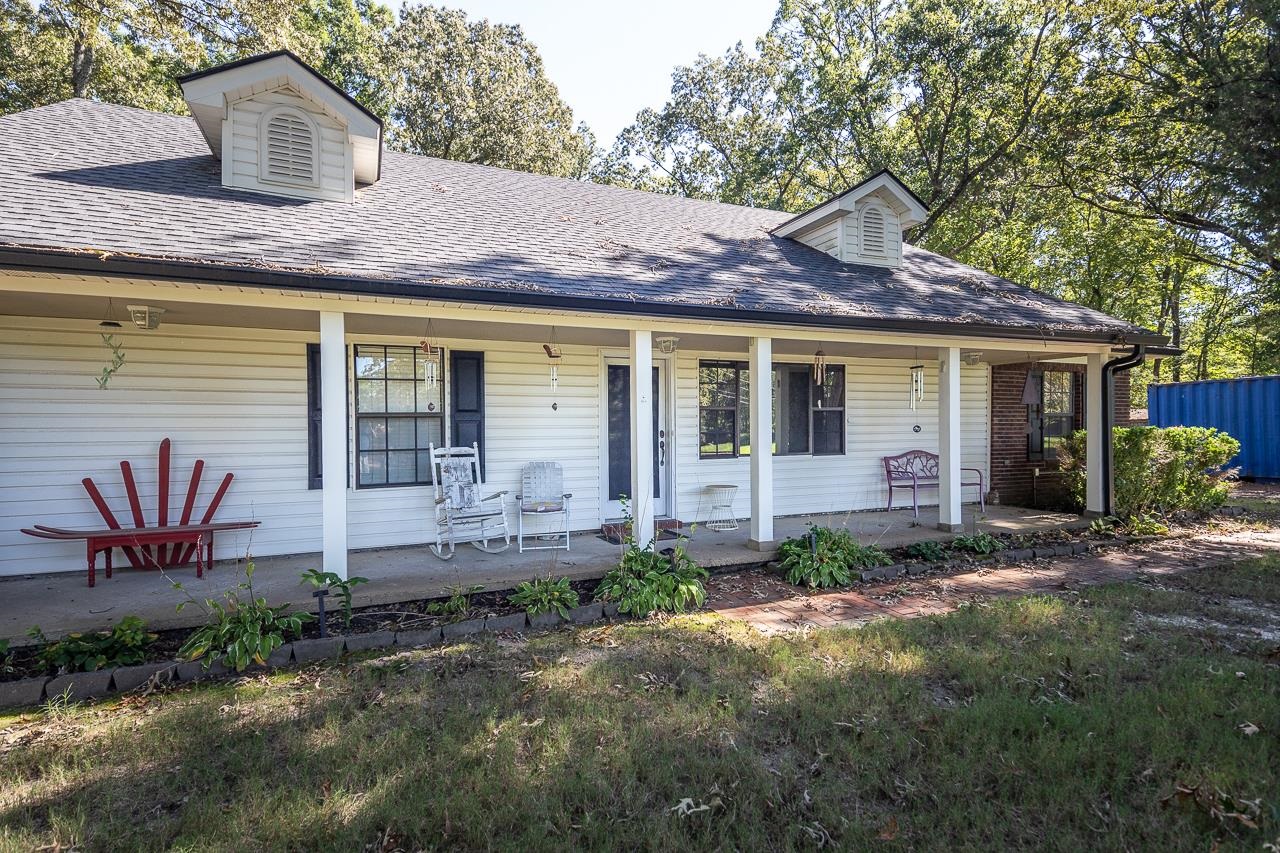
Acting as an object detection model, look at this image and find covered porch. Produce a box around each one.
[1,271,1116,596]
[0,503,1085,640]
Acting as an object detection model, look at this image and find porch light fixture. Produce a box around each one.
[655,336,679,355]
[126,304,165,330]
[812,347,827,385]
[963,351,983,365]
[543,327,563,392]
[419,320,442,390]
[98,298,121,329]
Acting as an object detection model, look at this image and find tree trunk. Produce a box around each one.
[71,36,94,98]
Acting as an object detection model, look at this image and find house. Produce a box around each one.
[0,52,1166,580]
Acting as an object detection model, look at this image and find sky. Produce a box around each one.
[438,0,779,144]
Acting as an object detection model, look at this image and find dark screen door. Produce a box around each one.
[607,364,661,504]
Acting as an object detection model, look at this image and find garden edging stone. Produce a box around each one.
[568,603,603,624]
[527,611,565,630]
[441,617,486,639]
[485,613,528,633]
[45,669,115,703]
[292,637,344,663]
[0,676,49,708]
[395,627,443,648]
[343,632,396,653]
[111,662,175,694]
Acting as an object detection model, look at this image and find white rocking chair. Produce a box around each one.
[428,443,510,560]
[517,461,572,552]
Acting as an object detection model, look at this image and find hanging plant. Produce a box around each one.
[96,333,127,390]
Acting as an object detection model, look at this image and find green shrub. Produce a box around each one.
[29,616,156,674]
[905,540,948,562]
[509,575,580,618]
[776,526,892,589]
[595,540,707,617]
[951,532,1004,555]
[176,561,312,672]
[1059,426,1239,519]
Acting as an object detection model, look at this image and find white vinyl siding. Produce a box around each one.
[675,353,989,522]
[226,87,352,202]
[796,218,841,259]
[0,318,601,577]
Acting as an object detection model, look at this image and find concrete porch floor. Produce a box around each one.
[1,504,1086,642]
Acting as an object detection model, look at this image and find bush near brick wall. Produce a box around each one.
[989,363,1132,508]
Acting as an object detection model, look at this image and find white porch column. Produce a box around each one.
[748,336,774,548]
[1085,352,1106,515]
[937,346,962,532]
[629,330,656,547]
[320,311,349,579]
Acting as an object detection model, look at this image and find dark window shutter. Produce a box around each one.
[306,343,323,489]
[451,350,485,472]
[306,343,349,489]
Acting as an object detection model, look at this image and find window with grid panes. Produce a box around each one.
[353,344,444,487]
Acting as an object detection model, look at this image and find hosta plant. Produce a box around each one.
[777,526,892,589]
[595,540,707,617]
[950,532,1004,555]
[176,561,312,672]
[905,540,948,563]
[509,575,580,618]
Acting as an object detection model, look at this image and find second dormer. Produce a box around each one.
[178,51,383,203]
[772,171,929,269]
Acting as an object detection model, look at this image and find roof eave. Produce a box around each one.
[0,246,1169,348]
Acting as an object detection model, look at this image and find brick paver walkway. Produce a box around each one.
[706,530,1280,634]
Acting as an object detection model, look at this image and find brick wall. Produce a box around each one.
[989,363,1132,508]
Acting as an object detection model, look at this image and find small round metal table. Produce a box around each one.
[704,484,739,532]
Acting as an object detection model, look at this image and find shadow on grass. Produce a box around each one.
[2,572,1278,851]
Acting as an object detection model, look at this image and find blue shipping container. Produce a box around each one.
[1147,375,1280,481]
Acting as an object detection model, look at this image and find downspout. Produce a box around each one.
[1100,344,1146,516]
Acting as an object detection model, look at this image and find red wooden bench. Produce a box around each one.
[21,438,260,586]
[20,521,260,587]
[883,449,985,518]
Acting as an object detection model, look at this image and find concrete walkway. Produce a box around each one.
[2,504,1081,642]
[706,529,1280,633]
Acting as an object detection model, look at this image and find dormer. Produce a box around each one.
[178,51,382,203]
[772,170,928,269]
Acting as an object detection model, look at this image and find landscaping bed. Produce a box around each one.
[3,555,1277,850]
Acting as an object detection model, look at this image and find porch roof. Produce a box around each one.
[0,99,1162,346]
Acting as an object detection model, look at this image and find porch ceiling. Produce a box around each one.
[0,286,1099,363]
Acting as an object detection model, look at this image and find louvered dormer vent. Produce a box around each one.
[861,205,887,257]
[260,107,319,187]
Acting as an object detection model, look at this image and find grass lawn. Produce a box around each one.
[2,558,1278,851]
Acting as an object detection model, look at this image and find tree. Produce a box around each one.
[383,5,591,177]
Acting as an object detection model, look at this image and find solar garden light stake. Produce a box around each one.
[313,586,330,637]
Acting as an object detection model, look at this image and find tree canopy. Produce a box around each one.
[2,0,1277,387]
[604,0,1280,388]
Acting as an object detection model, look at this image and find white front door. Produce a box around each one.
[603,359,669,519]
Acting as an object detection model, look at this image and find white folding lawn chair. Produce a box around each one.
[516,461,572,552]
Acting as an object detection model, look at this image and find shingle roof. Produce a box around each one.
[0,99,1160,343]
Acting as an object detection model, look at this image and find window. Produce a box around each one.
[697,361,748,458]
[698,360,846,458]
[860,204,887,257]
[259,107,319,187]
[1028,369,1074,461]
[354,344,444,487]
